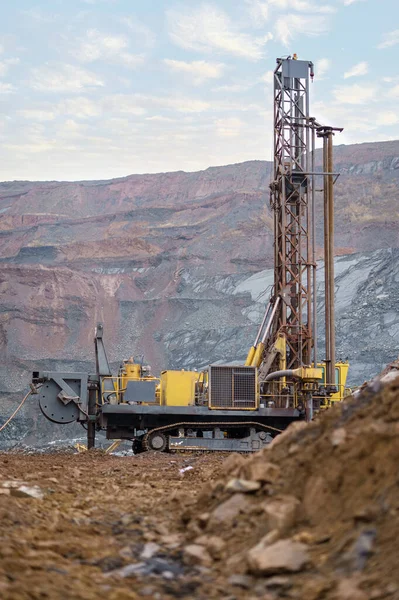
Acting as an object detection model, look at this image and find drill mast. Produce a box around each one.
[270,57,314,371]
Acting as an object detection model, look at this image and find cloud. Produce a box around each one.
[19,109,56,121]
[268,0,334,12]
[20,8,57,24]
[72,29,144,69]
[275,14,330,45]
[342,0,364,4]
[213,83,252,93]
[30,64,104,93]
[377,29,399,49]
[344,61,368,79]
[388,84,399,98]
[316,58,331,78]
[59,97,101,118]
[120,17,156,48]
[0,83,16,94]
[215,117,243,137]
[148,95,211,113]
[245,0,269,26]
[164,59,225,85]
[376,111,398,126]
[0,57,20,77]
[167,4,272,60]
[333,83,377,105]
[259,70,274,85]
[145,116,175,122]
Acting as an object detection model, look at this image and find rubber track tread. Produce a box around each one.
[142,421,283,452]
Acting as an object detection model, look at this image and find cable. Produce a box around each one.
[0,390,32,433]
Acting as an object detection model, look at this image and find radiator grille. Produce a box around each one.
[209,365,257,409]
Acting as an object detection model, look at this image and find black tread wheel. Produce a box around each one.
[147,431,168,452]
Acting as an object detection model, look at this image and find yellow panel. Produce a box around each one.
[160,370,199,406]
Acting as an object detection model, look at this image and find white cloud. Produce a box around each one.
[275,14,330,45]
[151,95,211,113]
[104,95,147,116]
[164,59,225,85]
[245,0,269,26]
[19,109,56,121]
[268,0,334,13]
[71,29,144,69]
[388,84,399,98]
[59,97,101,118]
[377,29,399,49]
[213,83,252,93]
[344,61,368,79]
[0,83,16,94]
[376,111,398,126]
[342,0,364,5]
[0,57,20,77]
[259,70,274,85]
[30,64,104,93]
[167,4,272,60]
[333,83,377,105]
[145,116,175,123]
[20,8,57,24]
[316,58,331,78]
[215,117,243,137]
[120,17,156,48]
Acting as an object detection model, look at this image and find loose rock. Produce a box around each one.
[225,478,261,493]
[247,539,310,575]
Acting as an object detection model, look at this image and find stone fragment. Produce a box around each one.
[140,542,160,560]
[194,535,226,559]
[343,528,376,572]
[334,577,368,600]
[160,533,183,549]
[262,495,300,534]
[208,493,252,528]
[197,512,210,527]
[264,576,292,590]
[228,574,253,589]
[225,478,261,493]
[183,544,212,567]
[243,461,281,484]
[330,428,347,447]
[247,539,310,575]
[223,453,247,476]
[105,562,147,578]
[10,485,44,500]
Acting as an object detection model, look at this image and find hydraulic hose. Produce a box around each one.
[264,369,297,382]
[0,390,33,433]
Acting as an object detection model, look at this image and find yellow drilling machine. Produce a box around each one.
[32,56,349,453]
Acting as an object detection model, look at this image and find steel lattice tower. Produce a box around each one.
[270,57,315,370]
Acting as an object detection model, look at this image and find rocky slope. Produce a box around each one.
[0,140,398,444]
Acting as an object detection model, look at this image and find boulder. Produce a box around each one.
[247,538,310,575]
[262,495,300,534]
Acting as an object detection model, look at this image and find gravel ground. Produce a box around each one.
[0,451,227,600]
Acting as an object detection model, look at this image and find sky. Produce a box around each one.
[0,0,398,181]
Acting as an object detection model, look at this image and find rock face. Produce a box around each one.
[0,140,398,444]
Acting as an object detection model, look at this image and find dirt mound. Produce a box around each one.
[183,371,399,599]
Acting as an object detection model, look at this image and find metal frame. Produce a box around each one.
[270,57,314,370]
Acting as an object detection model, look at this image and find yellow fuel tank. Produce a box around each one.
[160,370,199,406]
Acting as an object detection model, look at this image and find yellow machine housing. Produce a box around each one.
[160,370,199,406]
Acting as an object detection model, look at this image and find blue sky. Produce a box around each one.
[0,0,398,181]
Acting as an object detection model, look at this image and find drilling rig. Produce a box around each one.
[32,56,349,453]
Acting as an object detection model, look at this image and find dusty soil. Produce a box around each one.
[2,372,399,600]
[0,451,227,600]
